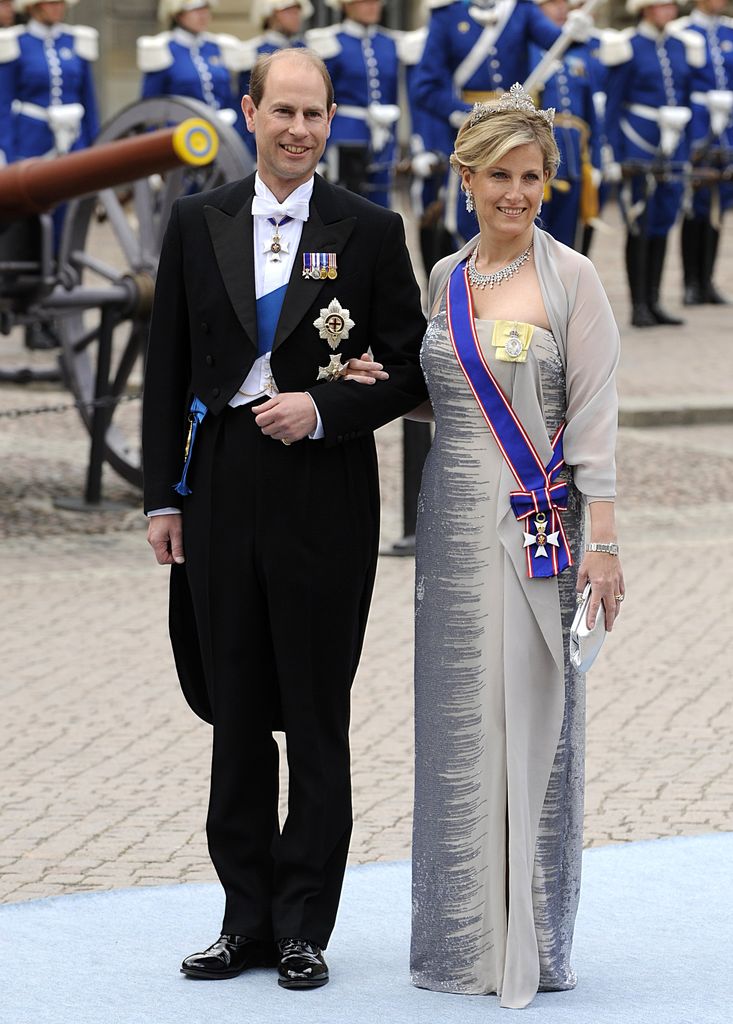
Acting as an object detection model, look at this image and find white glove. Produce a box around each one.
[590,167,602,189]
[565,9,593,43]
[412,150,440,178]
[604,161,622,184]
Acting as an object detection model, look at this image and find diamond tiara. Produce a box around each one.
[468,83,555,129]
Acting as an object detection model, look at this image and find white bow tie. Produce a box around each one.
[252,195,310,222]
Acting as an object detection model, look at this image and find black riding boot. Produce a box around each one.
[701,221,730,304]
[625,233,656,327]
[681,216,704,305]
[647,235,684,325]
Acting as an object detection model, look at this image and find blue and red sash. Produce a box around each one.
[446,259,572,579]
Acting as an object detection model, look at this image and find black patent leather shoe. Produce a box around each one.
[181,934,277,979]
[277,938,329,989]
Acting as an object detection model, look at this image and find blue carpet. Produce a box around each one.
[1,834,729,1024]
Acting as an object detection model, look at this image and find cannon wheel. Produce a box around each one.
[57,96,253,488]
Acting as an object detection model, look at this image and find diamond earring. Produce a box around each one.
[536,199,543,218]
[465,188,474,214]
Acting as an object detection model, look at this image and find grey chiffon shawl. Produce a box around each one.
[426,226,620,503]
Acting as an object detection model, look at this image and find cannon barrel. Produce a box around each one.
[0,118,219,221]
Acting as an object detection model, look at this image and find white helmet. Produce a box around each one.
[626,0,676,13]
[324,0,382,8]
[259,0,314,18]
[157,0,217,24]
[14,0,79,12]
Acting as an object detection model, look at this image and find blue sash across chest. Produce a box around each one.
[446,259,572,579]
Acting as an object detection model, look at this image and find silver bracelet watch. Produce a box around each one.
[585,542,619,556]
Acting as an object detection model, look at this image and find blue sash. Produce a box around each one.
[256,283,288,357]
[446,259,572,579]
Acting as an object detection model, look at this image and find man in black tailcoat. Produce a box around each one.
[142,47,426,990]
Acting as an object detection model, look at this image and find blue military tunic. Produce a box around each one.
[412,0,560,241]
[0,19,99,164]
[529,43,601,248]
[239,31,308,157]
[137,27,243,129]
[602,22,704,236]
[672,10,733,217]
[308,19,403,208]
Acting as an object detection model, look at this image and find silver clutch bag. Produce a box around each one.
[569,583,606,672]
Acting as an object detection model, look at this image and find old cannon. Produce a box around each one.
[0,96,253,498]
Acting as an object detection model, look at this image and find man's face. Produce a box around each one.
[242,56,336,195]
[0,0,14,28]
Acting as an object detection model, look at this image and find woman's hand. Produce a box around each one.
[342,352,390,384]
[576,551,625,631]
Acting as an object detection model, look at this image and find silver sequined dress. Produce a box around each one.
[411,310,586,1010]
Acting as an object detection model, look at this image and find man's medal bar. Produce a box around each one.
[302,252,338,280]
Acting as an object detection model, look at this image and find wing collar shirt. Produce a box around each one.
[229,173,318,417]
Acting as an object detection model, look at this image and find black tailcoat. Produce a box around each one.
[142,173,427,945]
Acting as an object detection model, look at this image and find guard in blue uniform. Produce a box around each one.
[412,0,593,242]
[307,0,406,209]
[0,0,98,167]
[0,0,98,345]
[529,0,601,250]
[407,28,457,273]
[137,1,243,131]
[672,0,733,304]
[602,1,704,327]
[239,0,311,158]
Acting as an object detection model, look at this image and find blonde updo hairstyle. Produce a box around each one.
[450,107,560,191]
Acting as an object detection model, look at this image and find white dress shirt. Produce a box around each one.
[229,174,313,409]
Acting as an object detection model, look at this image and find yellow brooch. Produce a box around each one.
[492,320,534,363]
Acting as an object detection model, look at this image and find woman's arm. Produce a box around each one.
[576,499,624,632]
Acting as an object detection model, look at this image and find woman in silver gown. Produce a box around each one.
[409,87,625,1009]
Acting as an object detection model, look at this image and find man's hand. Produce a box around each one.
[147,513,185,565]
[252,392,318,442]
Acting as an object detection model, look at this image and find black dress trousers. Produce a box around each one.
[181,402,379,947]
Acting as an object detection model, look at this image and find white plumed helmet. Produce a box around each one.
[157,0,217,24]
[14,0,79,12]
[258,0,314,18]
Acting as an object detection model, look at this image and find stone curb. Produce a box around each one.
[619,395,733,427]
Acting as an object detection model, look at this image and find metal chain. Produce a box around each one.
[0,392,141,420]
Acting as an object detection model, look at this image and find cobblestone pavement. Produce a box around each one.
[1,203,732,903]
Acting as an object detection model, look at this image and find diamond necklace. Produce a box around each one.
[467,240,534,290]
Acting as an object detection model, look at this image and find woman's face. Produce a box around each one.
[176,4,211,34]
[271,5,303,36]
[642,2,679,29]
[697,0,726,13]
[29,1,66,24]
[461,143,547,244]
[0,0,15,28]
[343,0,383,26]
